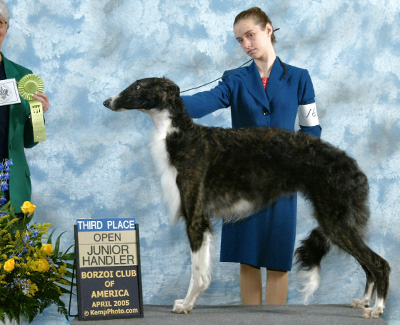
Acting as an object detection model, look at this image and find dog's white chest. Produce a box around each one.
[150,110,181,223]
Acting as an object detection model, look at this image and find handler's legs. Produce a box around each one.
[240,264,262,305]
[265,269,288,305]
[240,265,288,305]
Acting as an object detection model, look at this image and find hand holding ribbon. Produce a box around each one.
[32,92,49,113]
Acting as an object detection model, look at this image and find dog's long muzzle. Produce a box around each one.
[103,98,111,108]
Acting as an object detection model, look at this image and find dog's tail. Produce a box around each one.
[295,227,331,304]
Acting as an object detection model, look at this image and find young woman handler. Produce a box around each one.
[181,7,321,305]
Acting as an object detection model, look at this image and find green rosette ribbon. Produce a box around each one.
[18,74,46,142]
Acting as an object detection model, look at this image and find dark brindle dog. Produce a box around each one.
[103,77,390,318]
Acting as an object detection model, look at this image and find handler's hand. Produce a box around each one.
[32,93,50,113]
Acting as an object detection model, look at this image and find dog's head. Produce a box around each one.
[103,77,180,112]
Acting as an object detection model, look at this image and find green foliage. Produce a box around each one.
[0,201,75,323]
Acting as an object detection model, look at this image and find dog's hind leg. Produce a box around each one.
[295,227,331,303]
[355,248,390,319]
[351,265,375,308]
[329,229,390,318]
[172,229,213,314]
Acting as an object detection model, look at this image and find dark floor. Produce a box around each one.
[71,304,388,324]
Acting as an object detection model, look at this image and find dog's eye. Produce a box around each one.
[135,85,140,90]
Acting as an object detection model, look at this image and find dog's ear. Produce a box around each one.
[168,83,180,97]
[162,77,180,97]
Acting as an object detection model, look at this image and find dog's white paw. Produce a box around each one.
[172,299,193,314]
[363,306,383,318]
[351,298,370,308]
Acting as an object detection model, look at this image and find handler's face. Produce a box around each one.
[0,16,8,50]
[234,18,272,60]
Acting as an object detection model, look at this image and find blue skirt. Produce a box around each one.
[220,195,297,271]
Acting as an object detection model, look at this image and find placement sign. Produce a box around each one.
[75,218,143,320]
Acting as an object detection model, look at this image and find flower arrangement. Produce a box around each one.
[0,159,11,206]
[0,159,74,323]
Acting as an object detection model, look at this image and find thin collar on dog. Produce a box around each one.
[180,29,284,94]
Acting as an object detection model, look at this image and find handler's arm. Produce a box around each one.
[297,70,321,138]
[181,76,231,119]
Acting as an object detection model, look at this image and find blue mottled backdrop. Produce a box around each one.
[4,0,399,324]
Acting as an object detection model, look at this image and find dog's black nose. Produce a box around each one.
[103,99,110,107]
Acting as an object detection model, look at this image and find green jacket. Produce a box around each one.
[3,53,37,213]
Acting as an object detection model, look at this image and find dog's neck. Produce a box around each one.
[148,109,178,138]
[147,99,195,136]
[169,98,196,131]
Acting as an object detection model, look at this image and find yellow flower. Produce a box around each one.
[41,244,53,256]
[27,260,36,271]
[36,258,50,272]
[58,263,67,276]
[21,201,36,215]
[28,281,39,296]
[4,259,15,272]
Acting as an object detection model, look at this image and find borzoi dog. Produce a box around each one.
[103,77,390,318]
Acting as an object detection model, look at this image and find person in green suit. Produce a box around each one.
[0,1,49,214]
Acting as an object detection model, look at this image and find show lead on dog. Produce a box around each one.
[0,0,50,215]
[181,7,321,305]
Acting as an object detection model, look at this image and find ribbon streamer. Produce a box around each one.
[18,74,46,142]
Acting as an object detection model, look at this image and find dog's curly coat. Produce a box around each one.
[104,77,390,318]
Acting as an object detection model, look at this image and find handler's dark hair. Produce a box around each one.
[234,7,276,44]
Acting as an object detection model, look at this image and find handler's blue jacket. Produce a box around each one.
[182,58,321,137]
[181,57,321,270]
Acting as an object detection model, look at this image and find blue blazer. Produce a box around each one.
[182,57,321,137]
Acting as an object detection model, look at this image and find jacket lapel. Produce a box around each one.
[2,54,22,81]
[265,57,292,103]
[240,58,292,113]
[240,61,269,112]
[2,53,24,145]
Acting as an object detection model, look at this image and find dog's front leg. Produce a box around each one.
[172,231,213,314]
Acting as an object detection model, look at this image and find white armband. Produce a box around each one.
[298,102,319,127]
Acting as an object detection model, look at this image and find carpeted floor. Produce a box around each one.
[71,304,388,324]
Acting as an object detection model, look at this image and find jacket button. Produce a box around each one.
[263,110,269,116]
